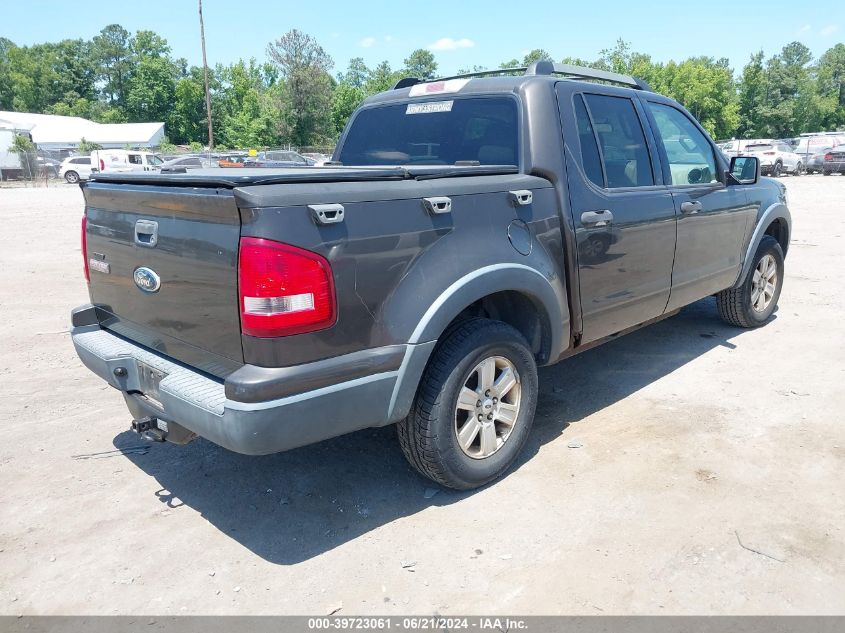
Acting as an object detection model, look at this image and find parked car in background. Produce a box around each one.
[822,147,845,175]
[59,156,93,183]
[217,155,249,168]
[301,152,332,166]
[805,146,835,173]
[742,141,802,176]
[159,155,215,171]
[91,149,163,175]
[719,139,765,158]
[247,149,314,167]
[793,134,845,172]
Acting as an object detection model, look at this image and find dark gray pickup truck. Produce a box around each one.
[71,62,791,489]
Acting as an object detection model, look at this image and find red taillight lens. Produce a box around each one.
[99,159,104,171]
[81,215,89,282]
[238,237,336,337]
[824,153,833,161]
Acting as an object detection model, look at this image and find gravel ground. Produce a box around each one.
[0,177,843,615]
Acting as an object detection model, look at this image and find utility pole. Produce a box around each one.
[199,0,214,149]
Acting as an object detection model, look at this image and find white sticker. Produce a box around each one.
[406,100,454,115]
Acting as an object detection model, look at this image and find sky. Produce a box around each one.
[3,1,844,76]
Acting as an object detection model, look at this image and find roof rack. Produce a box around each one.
[393,61,652,92]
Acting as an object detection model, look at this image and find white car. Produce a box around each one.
[59,156,93,183]
[742,141,802,177]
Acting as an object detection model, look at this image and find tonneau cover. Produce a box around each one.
[88,164,518,188]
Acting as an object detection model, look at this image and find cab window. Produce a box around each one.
[146,155,163,166]
[582,94,654,188]
[647,103,718,185]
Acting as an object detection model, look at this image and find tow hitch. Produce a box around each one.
[131,416,166,442]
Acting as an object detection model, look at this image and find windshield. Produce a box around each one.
[338,97,519,166]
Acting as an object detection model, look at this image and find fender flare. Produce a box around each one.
[385,263,569,423]
[733,202,791,288]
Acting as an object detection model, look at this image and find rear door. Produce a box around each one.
[83,182,243,376]
[641,98,755,310]
[557,84,677,344]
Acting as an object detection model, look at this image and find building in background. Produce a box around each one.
[0,112,164,158]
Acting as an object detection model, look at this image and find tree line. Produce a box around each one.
[0,26,843,149]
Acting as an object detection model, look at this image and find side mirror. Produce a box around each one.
[727,156,760,185]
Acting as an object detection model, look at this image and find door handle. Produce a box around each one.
[680,201,703,215]
[134,220,158,247]
[581,210,613,227]
[422,196,452,215]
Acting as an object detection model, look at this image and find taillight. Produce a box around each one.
[99,159,104,171]
[824,153,833,161]
[81,215,89,282]
[238,237,336,337]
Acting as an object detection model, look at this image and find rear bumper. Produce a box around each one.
[71,305,434,455]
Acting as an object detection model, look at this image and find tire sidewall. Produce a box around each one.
[65,171,79,184]
[740,236,784,325]
[425,325,538,488]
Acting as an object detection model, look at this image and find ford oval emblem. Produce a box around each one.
[133,267,161,293]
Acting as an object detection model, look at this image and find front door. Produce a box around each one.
[558,86,677,344]
[642,99,755,310]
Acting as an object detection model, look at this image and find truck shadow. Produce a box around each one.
[115,296,765,565]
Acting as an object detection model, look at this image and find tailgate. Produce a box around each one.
[83,182,243,376]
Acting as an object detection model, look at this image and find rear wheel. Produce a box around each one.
[793,162,802,176]
[716,236,784,328]
[397,318,538,490]
[64,171,79,184]
[772,162,782,177]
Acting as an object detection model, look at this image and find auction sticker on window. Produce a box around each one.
[406,100,453,114]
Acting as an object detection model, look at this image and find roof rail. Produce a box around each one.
[393,62,652,91]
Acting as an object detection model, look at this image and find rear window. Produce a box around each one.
[72,158,90,165]
[745,144,773,151]
[338,97,519,166]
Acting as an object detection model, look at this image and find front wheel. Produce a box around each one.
[793,163,802,176]
[64,171,79,184]
[716,236,784,328]
[772,162,783,177]
[397,318,538,490]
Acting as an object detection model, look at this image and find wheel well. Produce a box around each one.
[444,291,551,364]
[765,218,789,257]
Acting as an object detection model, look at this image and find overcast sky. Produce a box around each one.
[5,0,843,75]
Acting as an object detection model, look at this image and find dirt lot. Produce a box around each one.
[0,177,843,615]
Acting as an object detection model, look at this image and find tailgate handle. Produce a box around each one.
[509,190,533,206]
[134,220,158,247]
[308,203,345,225]
[423,196,452,215]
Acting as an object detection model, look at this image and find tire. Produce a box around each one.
[397,318,538,490]
[823,169,832,176]
[772,162,782,177]
[793,163,802,176]
[64,171,79,184]
[716,236,784,328]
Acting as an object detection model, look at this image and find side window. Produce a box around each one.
[128,154,142,165]
[583,94,654,188]
[573,95,604,187]
[647,102,717,185]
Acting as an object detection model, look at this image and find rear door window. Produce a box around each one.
[573,94,604,187]
[582,94,654,188]
[128,154,142,165]
[338,97,519,166]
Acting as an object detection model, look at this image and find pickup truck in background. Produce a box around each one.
[71,62,791,490]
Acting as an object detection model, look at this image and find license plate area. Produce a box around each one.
[137,361,166,407]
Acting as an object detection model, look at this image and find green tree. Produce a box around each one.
[266,29,335,145]
[78,137,103,153]
[364,61,401,94]
[124,56,176,122]
[331,81,365,134]
[816,43,845,129]
[738,52,767,137]
[522,49,553,65]
[403,49,437,80]
[93,24,131,105]
[338,57,369,88]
